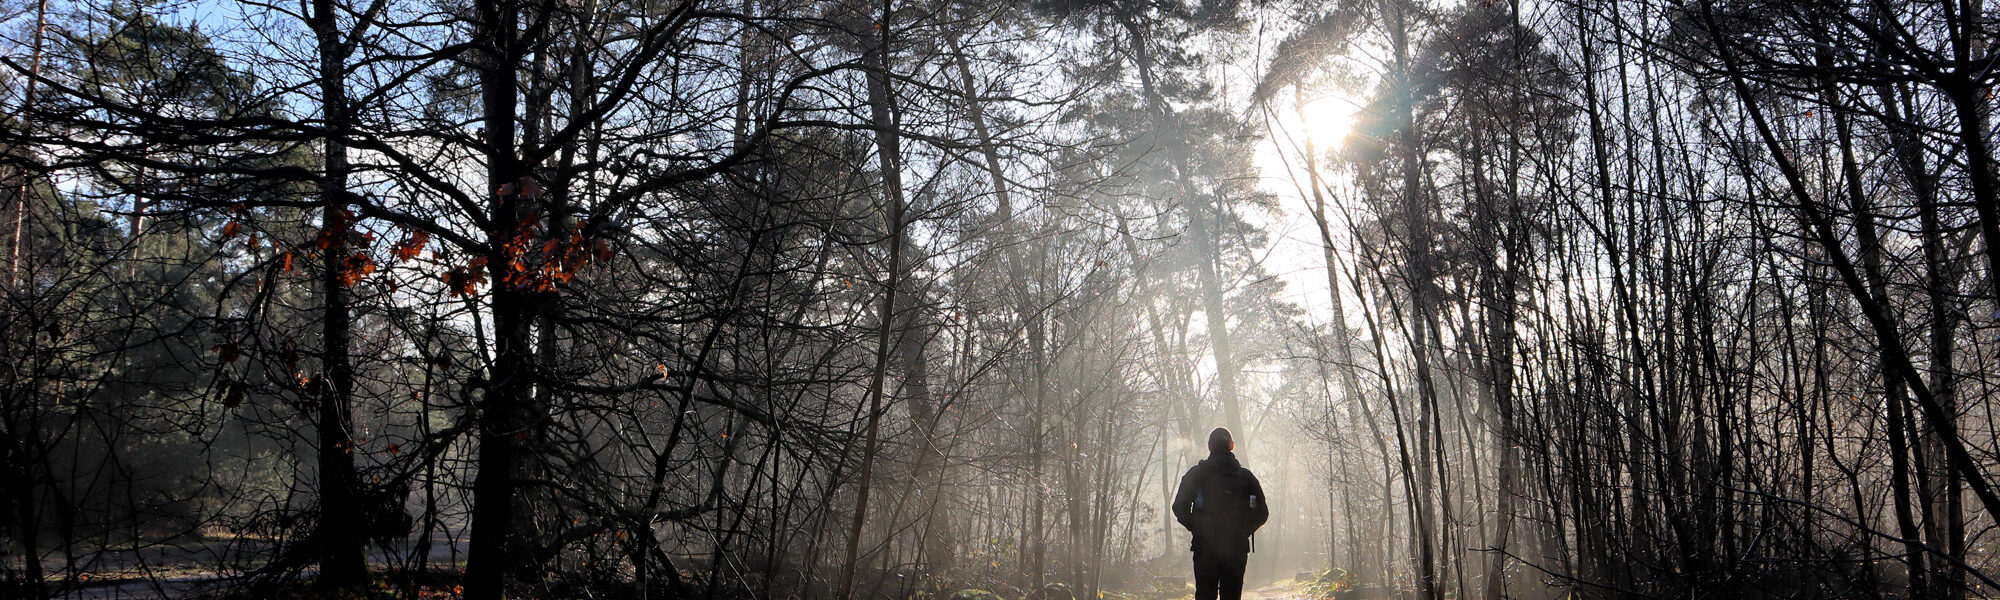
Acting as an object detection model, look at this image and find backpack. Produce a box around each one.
[1192,464,1263,549]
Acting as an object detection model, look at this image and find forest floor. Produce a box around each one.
[43,550,1313,600]
[39,537,464,599]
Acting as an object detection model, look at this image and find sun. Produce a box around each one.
[1248,88,1365,337]
[1297,94,1359,148]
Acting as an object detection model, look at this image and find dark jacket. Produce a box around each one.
[1172,451,1269,555]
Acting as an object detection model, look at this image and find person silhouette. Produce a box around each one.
[1172,427,1269,600]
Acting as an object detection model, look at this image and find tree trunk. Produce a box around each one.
[1191,198,1245,452]
[836,0,907,596]
[309,0,370,587]
[1384,0,1439,594]
[463,1,536,597]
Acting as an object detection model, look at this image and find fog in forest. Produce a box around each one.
[4,0,2000,599]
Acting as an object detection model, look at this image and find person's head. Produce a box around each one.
[1207,427,1234,454]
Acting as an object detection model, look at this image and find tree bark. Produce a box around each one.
[836,0,907,596]
[463,1,535,597]
[309,0,370,587]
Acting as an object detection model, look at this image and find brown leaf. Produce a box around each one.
[215,342,242,364]
[222,380,247,408]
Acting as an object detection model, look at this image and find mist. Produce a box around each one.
[5,0,2000,599]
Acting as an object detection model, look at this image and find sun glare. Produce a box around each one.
[1299,94,1358,148]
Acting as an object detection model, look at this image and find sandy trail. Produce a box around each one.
[1243,581,1302,599]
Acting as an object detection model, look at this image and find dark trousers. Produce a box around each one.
[1192,549,1248,600]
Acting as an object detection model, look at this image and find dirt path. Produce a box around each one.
[1243,580,1303,599]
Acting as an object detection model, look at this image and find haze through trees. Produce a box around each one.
[2,0,2000,599]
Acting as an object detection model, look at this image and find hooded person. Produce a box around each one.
[1172,427,1269,600]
